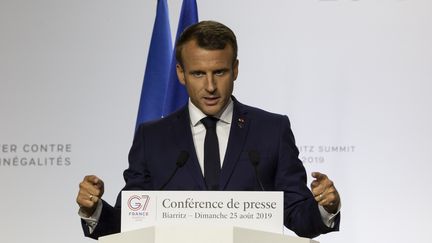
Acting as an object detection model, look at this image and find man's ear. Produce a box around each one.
[232,59,239,81]
[176,64,186,85]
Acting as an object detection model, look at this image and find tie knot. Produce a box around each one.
[201,116,218,130]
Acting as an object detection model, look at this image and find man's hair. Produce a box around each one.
[175,20,238,66]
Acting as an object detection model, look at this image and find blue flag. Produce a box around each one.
[135,0,172,128]
[136,0,198,129]
[162,0,199,116]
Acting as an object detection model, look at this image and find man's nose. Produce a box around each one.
[205,75,216,92]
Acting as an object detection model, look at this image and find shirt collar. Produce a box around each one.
[189,98,233,127]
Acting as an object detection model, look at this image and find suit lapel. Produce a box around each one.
[172,107,207,189]
[219,100,250,189]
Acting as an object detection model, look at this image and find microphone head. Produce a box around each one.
[248,150,260,166]
[176,150,189,167]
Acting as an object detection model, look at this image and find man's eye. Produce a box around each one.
[192,72,204,78]
[215,70,226,76]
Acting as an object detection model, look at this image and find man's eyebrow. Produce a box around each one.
[215,68,229,71]
[189,70,205,74]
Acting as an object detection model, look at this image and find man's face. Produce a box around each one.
[176,40,239,116]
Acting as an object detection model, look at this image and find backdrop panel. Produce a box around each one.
[1,1,431,243]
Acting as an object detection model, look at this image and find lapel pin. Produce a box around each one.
[237,118,245,128]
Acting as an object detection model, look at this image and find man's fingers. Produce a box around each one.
[76,175,104,217]
[310,172,341,213]
[95,179,104,189]
[80,175,104,196]
[311,172,340,207]
[79,181,102,197]
[77,175,104,209]
[84,175,98,182]
[313,185,332,200]
[311,179,323,191]
[314,192,324,202]
[77,187,98,202]
[76,189,101,217]
[76,193,99,217]
[79,189,99,202]
[311,185,323,197]
[311,179,326,196]
[312,181,335,196]
[311,172,327,181]
[315,190,337,204]
[311,172,327,193]
[84,175,103,188]
[77,194,97,207]
[311,172,333,192]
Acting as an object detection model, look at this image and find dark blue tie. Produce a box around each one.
[201,117,221,190]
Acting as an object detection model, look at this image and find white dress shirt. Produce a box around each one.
[188,98,233,173]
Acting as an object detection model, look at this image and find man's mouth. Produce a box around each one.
[203,96,220,105]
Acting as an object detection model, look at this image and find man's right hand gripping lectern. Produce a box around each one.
[100,191,319,243]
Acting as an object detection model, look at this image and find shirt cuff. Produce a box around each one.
[78,200,103,234]
[318,203,341,228]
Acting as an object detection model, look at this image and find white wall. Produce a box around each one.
[1,0,431,243]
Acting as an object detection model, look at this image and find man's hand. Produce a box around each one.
[76,175,104,217]
[311,172,340,214]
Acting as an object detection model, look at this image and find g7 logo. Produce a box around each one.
[127,195,150,211]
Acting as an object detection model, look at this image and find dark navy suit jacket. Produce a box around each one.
[82,98,340,239]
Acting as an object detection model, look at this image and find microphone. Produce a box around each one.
[159,151,189,190]
[248,150,265,191]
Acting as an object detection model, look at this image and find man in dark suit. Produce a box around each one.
[76,20,341,240]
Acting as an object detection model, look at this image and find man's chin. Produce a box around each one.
[202,105,222,116]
